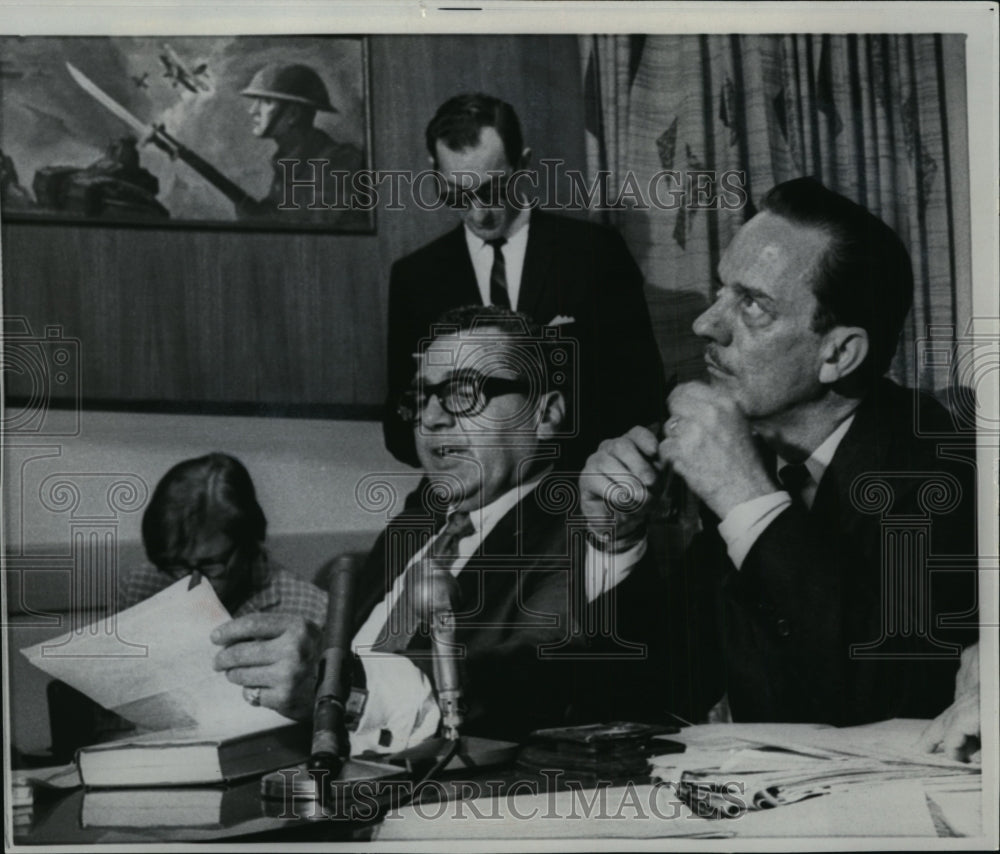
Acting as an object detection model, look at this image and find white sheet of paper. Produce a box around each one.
[373,779,941,841]
[374,784,733,841]
[654,719,976,768]
[20,576,290,735]
[732,779,940,837]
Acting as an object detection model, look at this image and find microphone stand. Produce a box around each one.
[386,568,518,777]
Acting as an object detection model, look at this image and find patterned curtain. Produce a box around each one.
[580,34,970,393]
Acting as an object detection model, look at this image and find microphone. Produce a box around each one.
[260,556,405,812]
[307,556,357,775]
[385,564,519,774]
[425,568,463,740]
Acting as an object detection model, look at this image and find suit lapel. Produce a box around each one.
[810,396,883,529]
[398,504,521,649]
[453,484,561,623]
[354,512,439,632]
[754,409,879,525]
[452,496,520,615]
[517,211,555,318]
[439,224,483,308]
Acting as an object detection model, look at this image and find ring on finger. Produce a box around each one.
[244,686,262,707]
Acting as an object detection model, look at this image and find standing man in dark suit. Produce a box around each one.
[580,177,978,727]
[385,93,666,469]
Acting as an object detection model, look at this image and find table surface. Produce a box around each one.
[12,761,984,845]
[13,759,418,845]
[16,764,630,844]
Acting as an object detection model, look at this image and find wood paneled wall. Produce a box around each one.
[2,35,586,413]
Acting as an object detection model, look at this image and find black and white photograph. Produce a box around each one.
[2,2,997,850]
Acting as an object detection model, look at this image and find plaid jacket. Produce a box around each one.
[117,554,328,627]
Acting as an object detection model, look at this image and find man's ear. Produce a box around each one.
[517,146,532,170]
[818,326,869,384]
[536,390,566,438]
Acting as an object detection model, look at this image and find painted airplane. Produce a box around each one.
[131,72,149,89]
[158,43,209,93]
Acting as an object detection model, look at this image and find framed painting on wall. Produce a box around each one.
[0,34,373,232]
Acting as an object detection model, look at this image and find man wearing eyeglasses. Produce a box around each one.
[216,306,658,751]
[348,304,634,752]
[384,92,666,471]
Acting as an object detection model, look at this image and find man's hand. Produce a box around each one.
[659,382,775,519]
[211,613,322,721]
[918,643,981,762]
[579,425,665,548]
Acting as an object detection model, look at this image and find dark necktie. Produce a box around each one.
[485,238,510,308]
[777,462,812,504]
[373,510,475,653]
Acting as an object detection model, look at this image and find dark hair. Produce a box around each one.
[434,303,543,340]
[425,93,525,168]
[142,453,267,568]
[759,177,914,381]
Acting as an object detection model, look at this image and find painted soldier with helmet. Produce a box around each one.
[238,62,364,223]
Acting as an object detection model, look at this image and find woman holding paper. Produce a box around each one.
[120,452,326,625]
[116,453,328,716]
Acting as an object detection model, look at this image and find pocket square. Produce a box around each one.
[547,315,576,326]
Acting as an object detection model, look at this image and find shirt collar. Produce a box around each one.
[778,412,857,487]
[450,467,547,540]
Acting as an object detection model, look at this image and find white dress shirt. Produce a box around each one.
[464,207,532,309]
[717,413,856,568]
[351,472,571,754]
[589,412,859,591]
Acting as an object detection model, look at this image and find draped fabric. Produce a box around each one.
[580,34,970,393]
[581,34,647,214]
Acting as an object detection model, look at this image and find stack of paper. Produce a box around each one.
[373,779,945,841]
[649,719,980,821]
[20,576,291,735]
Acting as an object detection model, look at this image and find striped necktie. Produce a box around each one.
[373,510,474,653]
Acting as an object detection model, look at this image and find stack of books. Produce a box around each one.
[74,721,312,787]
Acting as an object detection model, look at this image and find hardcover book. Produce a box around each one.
[76,721,311,788]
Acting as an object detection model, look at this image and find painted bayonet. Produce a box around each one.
[66,61,254,208]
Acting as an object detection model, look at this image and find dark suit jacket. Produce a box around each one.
[352,478,590,742]
[384,210,667,468]
[663,379,978,726]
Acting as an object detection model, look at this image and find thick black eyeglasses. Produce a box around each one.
[439,175,513,209]
[397,373,531,423]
